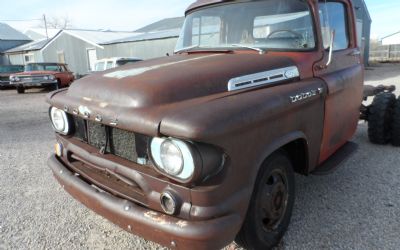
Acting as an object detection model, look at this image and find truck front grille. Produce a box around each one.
[0,76,9,82]
[72,116,150,164]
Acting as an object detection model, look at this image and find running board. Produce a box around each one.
[311,141,359,176]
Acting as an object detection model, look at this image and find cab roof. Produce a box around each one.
[186,0,225,14]
[186,0,317,14]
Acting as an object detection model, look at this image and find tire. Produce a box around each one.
[368,92,396,144]
[235,151,295,250]
[17,86,25,94]
[391,98,400,146]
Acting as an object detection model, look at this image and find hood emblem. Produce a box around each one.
[78,105,92,118]
[290,88,323,103]
[95,114,103,122]
[110,118,118,126]
[227,66,300,91]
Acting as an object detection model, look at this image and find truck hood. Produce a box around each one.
[66,53,296,108]
[50,53,297,136]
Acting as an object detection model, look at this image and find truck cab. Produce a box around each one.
[46,0,363,249]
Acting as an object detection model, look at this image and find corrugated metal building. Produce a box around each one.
[98,17,185,60]
[6,30,134,75]
[353,0,372,64]
[0,23,31,65]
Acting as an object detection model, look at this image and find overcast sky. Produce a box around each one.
[0,0,398,39]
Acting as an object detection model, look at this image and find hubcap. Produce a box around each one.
[259,169,288,232]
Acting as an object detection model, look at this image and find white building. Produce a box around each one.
[382,31,400,45]
[6,30,135,75]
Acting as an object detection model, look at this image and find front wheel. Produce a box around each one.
[53,79,62,90]
[235,151,295,250]
[17,86,25,94]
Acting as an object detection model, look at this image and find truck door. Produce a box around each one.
[315,1,364,163]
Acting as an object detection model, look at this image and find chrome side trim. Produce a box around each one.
[227,66,300,91]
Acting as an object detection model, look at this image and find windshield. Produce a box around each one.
[25,64,62,72]
[176,0,315,52]
[0,65,24,73]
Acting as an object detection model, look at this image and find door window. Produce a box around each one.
[319,2,349,51]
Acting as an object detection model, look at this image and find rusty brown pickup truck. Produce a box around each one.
[46,0,396,249]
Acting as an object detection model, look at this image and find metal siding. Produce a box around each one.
[99,38,178,60]
[352,0,371,64]
[41,33,97,75]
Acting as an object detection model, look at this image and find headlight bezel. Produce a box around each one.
[49,107,72,135]
[150,137,199,183]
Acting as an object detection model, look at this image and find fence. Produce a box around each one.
[370,44,400,62]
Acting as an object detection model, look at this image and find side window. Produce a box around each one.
[319,2,349,51]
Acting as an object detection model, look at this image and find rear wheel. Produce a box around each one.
[235,151,295,250]
[368,92,396,144]
[391,98,400,146]
[17,86,25,94]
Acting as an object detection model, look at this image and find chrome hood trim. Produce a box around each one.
[227,66,300,91]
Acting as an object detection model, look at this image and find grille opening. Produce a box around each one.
[71,116,150,164]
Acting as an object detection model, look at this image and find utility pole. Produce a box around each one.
[43,14,49,40]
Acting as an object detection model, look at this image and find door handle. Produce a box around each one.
[348,50,361,56]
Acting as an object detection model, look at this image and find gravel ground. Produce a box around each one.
[0,63,399,250]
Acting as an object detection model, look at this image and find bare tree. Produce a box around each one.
[38,15,73,29]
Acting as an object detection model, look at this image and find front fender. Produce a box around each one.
[160,78,325,221]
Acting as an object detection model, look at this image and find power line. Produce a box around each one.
[0,18,42,22]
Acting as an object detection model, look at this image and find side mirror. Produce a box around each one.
[325,29,336,67]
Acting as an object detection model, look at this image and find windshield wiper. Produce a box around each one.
[174,44,201,54]
[231,44,266,54]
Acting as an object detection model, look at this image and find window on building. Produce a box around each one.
[319,2,349,51]
[24,54,34,63]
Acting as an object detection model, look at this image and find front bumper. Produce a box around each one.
[48,155,241,249]
[0,81,12,88]
[11,80,57,88]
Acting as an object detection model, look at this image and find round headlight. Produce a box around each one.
[50,107,70,135]
[160,140,183,175]
[151,138,195,181]
[10,76,19,82]
[49,75,55,80]
[43,75,49,80]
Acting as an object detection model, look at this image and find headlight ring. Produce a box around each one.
[49,107,71,135]
[150,137,196,182]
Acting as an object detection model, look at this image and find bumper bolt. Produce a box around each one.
[171,241,177,248]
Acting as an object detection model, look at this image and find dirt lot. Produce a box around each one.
[0,63,399,250]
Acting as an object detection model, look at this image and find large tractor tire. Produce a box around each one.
[391,98,400,147]
[368,92,396,144]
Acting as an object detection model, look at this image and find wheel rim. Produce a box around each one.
[259,169,289,232]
